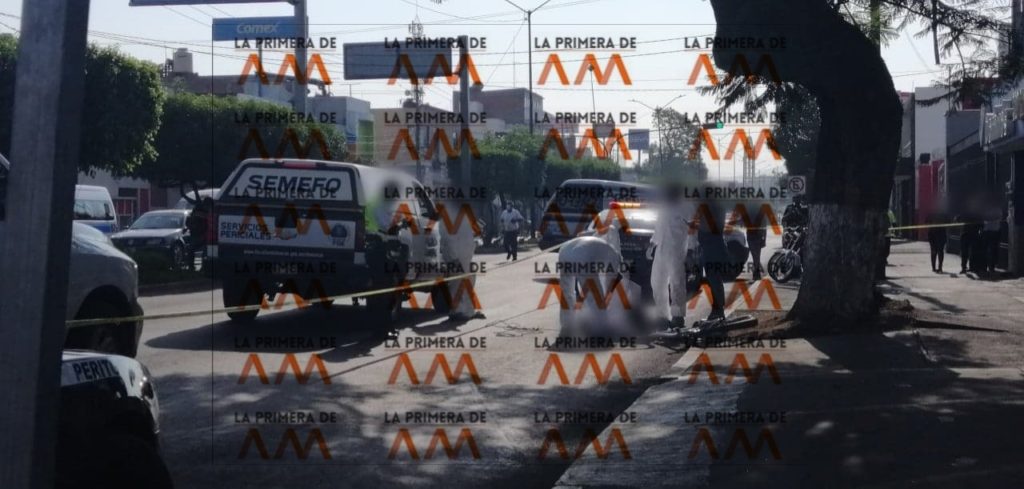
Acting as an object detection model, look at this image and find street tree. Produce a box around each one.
[705,0,1022,325]
[0,34,163,175]
[139,92,347,194]
[634,108,708,183]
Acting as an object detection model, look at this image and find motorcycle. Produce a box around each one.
[768,226,805,283]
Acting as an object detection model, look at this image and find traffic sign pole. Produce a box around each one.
[0,1,91,487]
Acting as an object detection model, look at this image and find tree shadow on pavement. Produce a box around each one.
[709,330,1024,489]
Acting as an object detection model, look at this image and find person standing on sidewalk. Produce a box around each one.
[499,202,524,261]
[745,214,767,280]
[956,198,982,274]
[981,195,1003,274]
[925,209,948,273]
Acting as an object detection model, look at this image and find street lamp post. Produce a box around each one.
[505,0,552,135]
[631,95,685,177]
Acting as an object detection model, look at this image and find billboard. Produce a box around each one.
[628,129,650,150]
[212,16,300,41]
[343,41,451,81]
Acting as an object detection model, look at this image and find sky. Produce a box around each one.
[0,0,965,179]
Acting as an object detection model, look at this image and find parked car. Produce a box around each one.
[209,158,456,324]
[0,154,144,357]
[539,179,654,250]
[74,184,119,235]
[57,350,171,489]
[111,209,193,270]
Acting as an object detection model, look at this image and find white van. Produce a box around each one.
[209,158,452,325]
[74,185,118,234]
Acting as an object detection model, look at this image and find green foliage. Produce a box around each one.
[139,93,348,188]
[632,108,708,183]
[0,34,163,175]
[451,126,626,201]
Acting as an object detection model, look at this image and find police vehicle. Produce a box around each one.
[57,350,171,488]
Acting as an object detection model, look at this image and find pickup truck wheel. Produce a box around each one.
[223,280,260,322]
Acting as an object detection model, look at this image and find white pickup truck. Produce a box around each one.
[207,158,458,326]
[0,153,144,357]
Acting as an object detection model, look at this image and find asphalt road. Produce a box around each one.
[136,243,731,489]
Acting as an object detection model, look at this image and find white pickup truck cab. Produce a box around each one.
[208,158,454,326]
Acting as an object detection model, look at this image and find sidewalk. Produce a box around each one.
[554,240,1024,488]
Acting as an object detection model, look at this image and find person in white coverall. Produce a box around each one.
[649,185,694,328]
[556,220,637,337]
[440,201,485,322]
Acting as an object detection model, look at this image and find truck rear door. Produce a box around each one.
[214,161,364,271]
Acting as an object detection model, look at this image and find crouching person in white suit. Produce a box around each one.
[649,185,694,331]
[556,221,640,338]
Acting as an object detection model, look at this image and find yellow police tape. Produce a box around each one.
[63,222,969,327]
[889,222,964,231]
[64,243,562,328]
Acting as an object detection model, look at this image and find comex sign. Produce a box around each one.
[212,16,302,42]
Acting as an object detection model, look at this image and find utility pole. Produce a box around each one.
[459,35,472,189]
[505,0,552,135]
[292,0,308,113]
[0,1,91,487]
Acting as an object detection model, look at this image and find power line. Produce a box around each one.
[162,6,208,27]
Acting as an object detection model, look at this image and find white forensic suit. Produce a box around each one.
[555,221,639,337]
[439,203,484,321]
[649,200,695,324]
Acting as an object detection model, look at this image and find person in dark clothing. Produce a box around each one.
[745,219,767,280]
[691,195,735,322]
[957,212,982,274]
[781,195,809,229]
[925,210,948,272]
[697,229,729,321]
[981,196,1003,274]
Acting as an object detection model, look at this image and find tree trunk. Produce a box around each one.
[708,0,903,326]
